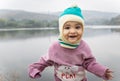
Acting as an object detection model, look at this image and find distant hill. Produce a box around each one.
[82,10,119,25]
[108,15,120,25]
[0,9,58,21]
[0,9,120,26]
[49,10,119,25]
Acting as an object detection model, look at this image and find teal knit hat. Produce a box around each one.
[59,5,84,35]
[58,5,84,49]
[60,5,84,19]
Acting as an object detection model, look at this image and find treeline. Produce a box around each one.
[0,15,120,29]
[108,15,120,25]
[0,18,58,28]
[84,15,120,25]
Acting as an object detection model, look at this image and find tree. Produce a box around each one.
[0,18,6,27]
[109,15,120,25]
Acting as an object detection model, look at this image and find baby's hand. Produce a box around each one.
[105,69,113,80]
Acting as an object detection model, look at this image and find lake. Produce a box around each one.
[0,26,120,81]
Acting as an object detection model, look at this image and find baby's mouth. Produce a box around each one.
[69,35,77,38]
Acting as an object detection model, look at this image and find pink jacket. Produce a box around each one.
[28,40,108,81]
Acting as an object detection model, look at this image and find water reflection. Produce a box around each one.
[0,28,59,40]
[0,27,120,81]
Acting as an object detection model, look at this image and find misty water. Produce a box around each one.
[0,26,120,81]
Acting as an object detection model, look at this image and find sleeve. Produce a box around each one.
[82,43,108,80]
[28,44,55,78]
[28,55,53,78]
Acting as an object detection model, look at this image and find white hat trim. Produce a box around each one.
[59,14,84,34]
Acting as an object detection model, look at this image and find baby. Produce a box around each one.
[28,5,113,81]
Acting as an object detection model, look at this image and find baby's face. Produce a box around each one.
[63,21,83,44]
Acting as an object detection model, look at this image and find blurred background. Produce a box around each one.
[0,0,120,81]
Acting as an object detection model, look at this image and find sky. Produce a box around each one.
[0,0,120,13]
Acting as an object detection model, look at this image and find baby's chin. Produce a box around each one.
[61,36,81,44]
[68,38,81,44]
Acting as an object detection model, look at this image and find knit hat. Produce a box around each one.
[59,5,84,35]
[58,5,84,49]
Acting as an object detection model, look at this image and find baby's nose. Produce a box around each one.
[70,28,76,33]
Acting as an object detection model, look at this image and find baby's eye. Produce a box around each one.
[75,25,81,29]
[64,26,70,29]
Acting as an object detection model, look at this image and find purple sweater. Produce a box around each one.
[28,40,108,81]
